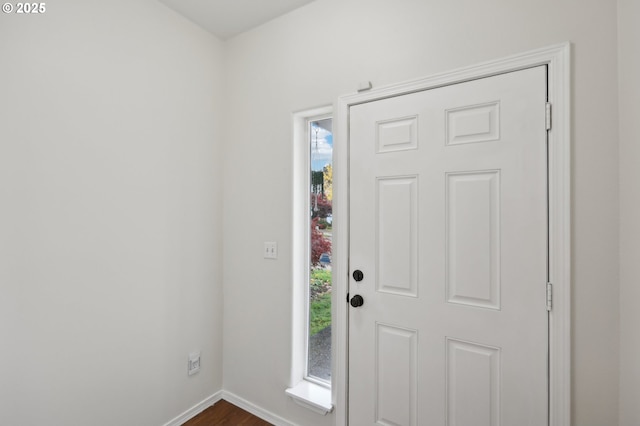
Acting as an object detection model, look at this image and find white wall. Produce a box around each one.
[222,0,620,425]
[618,0,640,424]
[0,1,224,425]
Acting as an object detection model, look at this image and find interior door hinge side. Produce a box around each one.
[545,102,552,131]
[546,282,553,311]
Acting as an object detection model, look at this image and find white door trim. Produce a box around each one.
[332,43,571,426]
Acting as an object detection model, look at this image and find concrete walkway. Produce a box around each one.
[308,325,331,381]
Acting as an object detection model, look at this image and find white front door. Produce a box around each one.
[348,66,548,426]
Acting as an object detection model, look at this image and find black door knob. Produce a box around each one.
[353,270,364,282]
[350,294,364,308]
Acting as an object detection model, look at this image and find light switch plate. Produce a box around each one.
[264,242,277,259]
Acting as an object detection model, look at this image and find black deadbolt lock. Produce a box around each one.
[352,270,364,282]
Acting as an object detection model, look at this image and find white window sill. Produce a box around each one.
[286,380,333,415]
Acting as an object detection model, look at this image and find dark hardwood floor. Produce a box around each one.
[182,399,272,426]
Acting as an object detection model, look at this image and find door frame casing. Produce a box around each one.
[331,43,571,426]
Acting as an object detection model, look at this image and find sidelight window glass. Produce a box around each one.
[307,117,333,384]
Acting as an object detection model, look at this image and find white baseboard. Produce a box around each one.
[162,390,223,426]
[161,389,298,426]
[221,391,297,426]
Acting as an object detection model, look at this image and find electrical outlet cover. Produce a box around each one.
[188,351,201,376]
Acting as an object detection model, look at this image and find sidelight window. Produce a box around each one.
[306,117,333,384]
[288,107,333,414]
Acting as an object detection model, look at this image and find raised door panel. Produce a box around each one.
[376,324,418,426]
[446,170,501,310]
[376,176,419,298]
[446,338,501,426]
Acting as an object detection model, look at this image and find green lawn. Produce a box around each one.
[310,292,332,336]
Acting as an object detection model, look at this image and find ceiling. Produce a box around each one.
[159,0,317,40]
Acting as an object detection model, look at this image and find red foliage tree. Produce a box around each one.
[311,194,332,220]
[311,217,332,266]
